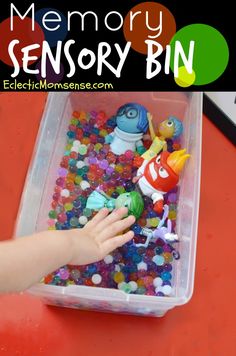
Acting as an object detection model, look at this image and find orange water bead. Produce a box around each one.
[66,172,76,181]
[72,110,80,118]
[143,276,153,287]
[173,142,181,150]
[106,187,115,196]
[129,272,138,281]
[65,181,75,191]
[84,278,93,286]
[51,200,58,209]
[137,278,145,287]
[70,151,78,159]
[87,172,96,181]
[44,274,53,284]
[133,155,144,168]
[163,252,173,263]
[81,137,90,145]
[115,164,124,173]
[139,218,147,227]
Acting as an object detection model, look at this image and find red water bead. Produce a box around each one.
[103,144,110,151]
[125,150,134,159]
[76,128,83,139]
[89,164,98,172]
[139,218,147,227]
[90,134,97,144]
[149,270,158,278]
[44,274,53,284]
[143,276,153,287]
[69,124,77,131]
[54,185,62,194]
[72,111,80,118]
[53,192,60,201]
[133,155,144,168]
[143,139,152,149]
[87,172,96,181]
[96,110,107,120]
[106,152,116,164]
[84,278,93,286]
[70,151,77,159]
[137,271,147,278]
[129,272,138,281]
[146,249,155,258]
[57,212,67,223]
[96,168,104,177]
[51,200,58,209]
[122,171,132,180]
[60,161,68,168]
[173,142,181,150]
[123,165,132,173]
[118,154,127,164]
[146,288,155,296]
[66,181,75,191]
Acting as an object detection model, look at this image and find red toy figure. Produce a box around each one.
[133,149,190,214]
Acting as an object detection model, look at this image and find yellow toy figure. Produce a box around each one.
[142,113,184,161]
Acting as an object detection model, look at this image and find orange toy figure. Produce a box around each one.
[134,149,190,214]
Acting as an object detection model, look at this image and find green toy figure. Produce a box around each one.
[86,190,144,219]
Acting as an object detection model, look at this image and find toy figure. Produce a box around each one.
[135,205,178,247]
[86,190,144,219]
[133,149,190,214]
[142,114,183,161]
[105,103,149,155]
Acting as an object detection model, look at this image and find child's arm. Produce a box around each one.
[0,207,135,293]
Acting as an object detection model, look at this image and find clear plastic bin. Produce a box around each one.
[15,92,202,317]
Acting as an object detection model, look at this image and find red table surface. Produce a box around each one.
[0,93,235,356]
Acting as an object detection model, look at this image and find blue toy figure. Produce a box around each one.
[105,103,149,155]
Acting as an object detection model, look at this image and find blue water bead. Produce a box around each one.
[156,291,164,296]
[161,271,172,281]
[84,131,90,137]
[92,127,99,135]
[61,223,70,230]
[132,254,142,264]
[124,181,135,192]
[162,280,172,286]
[152,255,165,266]
[69,166,77,173]
[147,210,158,218]
[73,199,82,208]
[66,211,74,220]
[67,131,76,139]
[107,118,116,128]
[163,263,172,272]
[131,224,142,234]
[87,264,97,275]
[154,246,163,255]
[55,222,63,230]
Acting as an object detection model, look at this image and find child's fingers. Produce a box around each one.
[99,215,135,242]
[87,208,109,228]
[96,207,129,232]
[102,231,134,255]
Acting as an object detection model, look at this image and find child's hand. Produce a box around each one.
[68,207,135,265]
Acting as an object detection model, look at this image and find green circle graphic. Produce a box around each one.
[170,24,229,85]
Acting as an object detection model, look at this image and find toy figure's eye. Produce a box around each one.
[167,121,173,127]
[156,155,161,164]
[159,167,169,178]
[126,194,129,197]
[124,203,129,207]
[126,108,138,119]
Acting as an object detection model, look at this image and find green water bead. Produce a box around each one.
[64,203,73,211]
[70,217,79,227]
[78,144,87,155]
[83,208,92,217]
[70,118,78,125]
[116,186,126,194]
[49,210,57,219]
[136,287,147,295]
[74,175,82,184]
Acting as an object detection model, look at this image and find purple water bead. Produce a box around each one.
[88,157,98,164]
[58,168,68,177]
[99,159,109,170]
[106,166,114,175]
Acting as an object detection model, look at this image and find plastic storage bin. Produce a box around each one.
[15,92,202,317]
